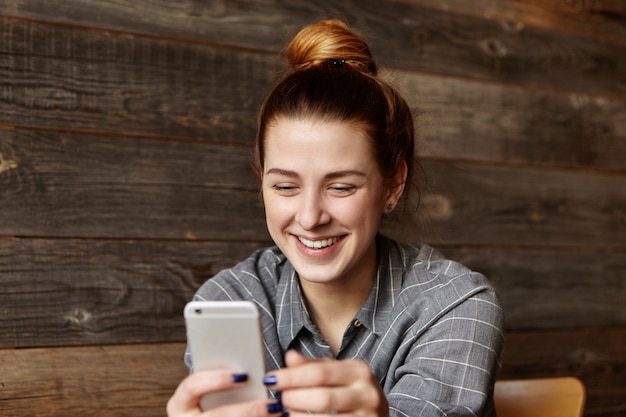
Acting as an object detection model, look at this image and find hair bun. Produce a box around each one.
[286,19,377,75]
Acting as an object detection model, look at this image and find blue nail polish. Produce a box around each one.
[281,412,290,417]
[267,402,283,414]
[232,373,248,383]
[263,375,278,385]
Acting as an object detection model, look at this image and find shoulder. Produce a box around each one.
[381,236,502,320]
[193,245,291,302]
[385,237,493,292]
[231,245,288,278]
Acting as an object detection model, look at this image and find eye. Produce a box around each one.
[329,184,357,195]
[272,184,298,195]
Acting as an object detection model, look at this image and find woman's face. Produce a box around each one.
[261,117,397,288]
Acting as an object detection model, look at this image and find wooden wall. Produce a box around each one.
[1,1,624,416]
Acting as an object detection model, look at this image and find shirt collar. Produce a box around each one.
[275,265,314,352]
[354,234,401,336]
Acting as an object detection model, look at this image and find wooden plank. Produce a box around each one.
[363,5,626,98]
[500,326,626,417]
[384,160,626,248]
[0,130,269,240]
[0,238,267,348]
[395,0,626,45]
[441,247,626,330]
[393,70,626,171]
[1,2,624,96]
[2,130,624,247]
[2,237,623,347]
[2,17,624,171]
[0,342,189,417]
[0,16,279,142]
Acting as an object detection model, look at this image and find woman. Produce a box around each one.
[168,19,504,417]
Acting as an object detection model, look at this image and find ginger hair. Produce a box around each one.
[286,19,377,75]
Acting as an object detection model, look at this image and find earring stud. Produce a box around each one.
[386,203,395,213]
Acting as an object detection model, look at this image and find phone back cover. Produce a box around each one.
[184,301,267,410]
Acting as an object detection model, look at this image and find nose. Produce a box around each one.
[295,191,331,230]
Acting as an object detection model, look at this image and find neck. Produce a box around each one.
[298,253,377,355]
[302,278,372,321]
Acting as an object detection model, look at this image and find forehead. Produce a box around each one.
[263,117,376,166]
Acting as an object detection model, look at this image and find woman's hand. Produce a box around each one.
[264,351,389,417]
[166,370,283,417]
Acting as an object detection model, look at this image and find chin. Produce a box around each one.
[291,255,353,282]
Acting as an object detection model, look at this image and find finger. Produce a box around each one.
[282,384,381,413]
[281,386,360,414]
[201,398,284,417]
[167,370,248,415]
[286,411,344,417]
[266,359,372,389]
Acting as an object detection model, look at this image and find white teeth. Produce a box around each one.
[298,236,339,249]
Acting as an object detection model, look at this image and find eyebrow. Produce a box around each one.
[265,168,366,180]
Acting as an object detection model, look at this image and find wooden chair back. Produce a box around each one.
[494,377,585,417]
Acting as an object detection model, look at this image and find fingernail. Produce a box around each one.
[281,412,289,417]
[263,375,278,386]
[232,373,249,383]
[267,401,283,414]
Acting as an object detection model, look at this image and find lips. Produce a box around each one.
[298,236,340,249]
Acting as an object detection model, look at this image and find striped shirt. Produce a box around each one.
[186,234,505,416]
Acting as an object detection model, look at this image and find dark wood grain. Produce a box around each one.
[385,161,626,248]
[396,0,626,45]
[0,237,267,348]
[0,16,279,142]
[0,342,189,417]
[2,17,624,171]
[0,130,268,240]
[1,1,624,96]
[394,71,626,171]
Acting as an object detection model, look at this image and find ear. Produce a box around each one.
[385,160,408,208]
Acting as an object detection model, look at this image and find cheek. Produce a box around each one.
[262,194,290,227]
[333,195,384,223]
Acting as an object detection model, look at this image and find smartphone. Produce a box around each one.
[184,300,268,410]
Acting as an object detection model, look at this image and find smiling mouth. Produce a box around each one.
[298,236,341,249]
